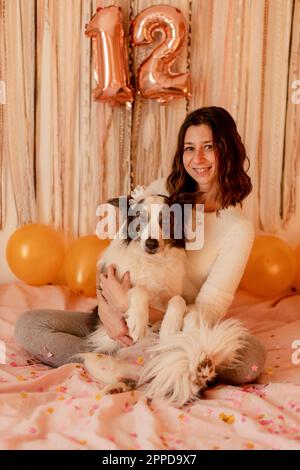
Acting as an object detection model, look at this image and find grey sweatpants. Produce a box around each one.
[14,309,266,385]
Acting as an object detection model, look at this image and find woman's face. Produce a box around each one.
[183,124,217,193]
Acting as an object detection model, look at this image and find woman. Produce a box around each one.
[15,107,266,384]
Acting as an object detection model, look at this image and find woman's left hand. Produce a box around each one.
[99,264,131,313]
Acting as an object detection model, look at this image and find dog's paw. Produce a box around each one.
[125,309,148,343]
[101,382,131,395]
[160,295,187,339]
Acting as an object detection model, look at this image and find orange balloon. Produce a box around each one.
[241,236,297,297]
[292,245,300,292]
[6,224,64,286]
[51,230,76,286]
[64,235,110,297]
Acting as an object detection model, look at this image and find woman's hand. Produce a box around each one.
[97,266,133,347]
[99,265,131,313]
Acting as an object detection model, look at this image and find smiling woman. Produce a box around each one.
[183,124,217,195]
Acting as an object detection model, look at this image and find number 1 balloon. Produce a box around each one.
[85,6,134,106]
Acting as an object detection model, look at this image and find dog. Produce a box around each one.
[79,185,249,405]
[79,185,189,390]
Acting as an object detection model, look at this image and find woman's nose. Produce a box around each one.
[192,148,206,163]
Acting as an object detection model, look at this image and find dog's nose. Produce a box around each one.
[145,238,159,250]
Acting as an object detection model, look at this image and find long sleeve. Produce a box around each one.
[193,218,255,325]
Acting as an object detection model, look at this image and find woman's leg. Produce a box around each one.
[218,334,266,385]
[14,309,98,367]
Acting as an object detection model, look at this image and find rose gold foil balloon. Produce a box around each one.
[85,6,134,106]
[132,5,191,103]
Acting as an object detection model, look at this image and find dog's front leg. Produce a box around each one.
[159,295,187,340]
[124,286,149,343]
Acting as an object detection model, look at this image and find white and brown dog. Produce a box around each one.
[80,186,248,406]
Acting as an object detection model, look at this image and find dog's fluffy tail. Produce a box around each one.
[138,318,249,406]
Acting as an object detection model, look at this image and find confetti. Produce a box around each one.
[177,413,189,423]
[251,364,258,372]
[245,442,254,449]
[219,412,235,424]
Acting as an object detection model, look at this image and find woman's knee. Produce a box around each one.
[14,310,48,347]
[219,335,266,385]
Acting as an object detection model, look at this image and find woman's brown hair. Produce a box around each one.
[166,106,252,208]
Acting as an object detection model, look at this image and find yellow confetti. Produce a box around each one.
[178,413,186,421]
[58,395,65,401]
[136,356,144,365]
[95,394,102,401]
[78,440,87,446]
[46,407,55,414]
[16,375,25,381]
[219,412,235,424]
[20,392,28,398]
[246,442,254,449]
[30,371,37,376]
[266,368,274,375]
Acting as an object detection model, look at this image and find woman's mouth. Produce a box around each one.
[193,167,211,175]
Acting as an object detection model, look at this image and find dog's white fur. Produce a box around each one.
[81,191,249,405]
[84,192,188,351]
[138,315,248,407]
[86,236,187,352]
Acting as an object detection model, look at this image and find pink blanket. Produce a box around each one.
[0,281,300,450]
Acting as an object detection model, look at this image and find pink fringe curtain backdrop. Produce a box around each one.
[0,0,299,236]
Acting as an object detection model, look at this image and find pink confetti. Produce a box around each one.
[28,427,37,434]
[251,364,258,372]
[123,402,134,413]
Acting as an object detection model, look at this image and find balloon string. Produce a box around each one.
[128,0,135,191]
[186,0,192,116]
[0,0,5,229]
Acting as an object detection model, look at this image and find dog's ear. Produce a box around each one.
[107,195,131,208]
[107,197,120,208]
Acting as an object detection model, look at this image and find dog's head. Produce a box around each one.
[108,189,186,254]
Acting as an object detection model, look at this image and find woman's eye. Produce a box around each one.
[184,146,194,152]
[204,144,213,151]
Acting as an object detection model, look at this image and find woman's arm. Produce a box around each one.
[191,219,255,326]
